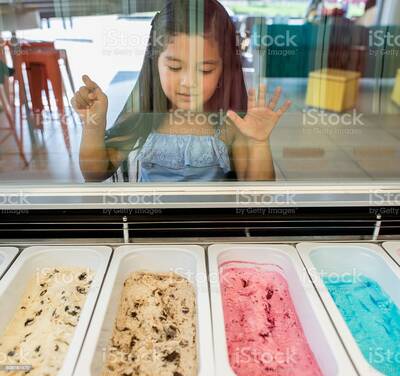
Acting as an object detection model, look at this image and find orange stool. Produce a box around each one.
[20,42,55,116]
[20,42,76,114]
[23,50,71,153]
[8,41,76,154]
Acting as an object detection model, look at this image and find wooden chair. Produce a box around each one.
[0,46,28,166]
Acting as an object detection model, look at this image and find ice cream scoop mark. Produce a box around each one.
[21,306,26,309]
[55,344,59,351]
[360,301,370,312]
[241,279,249,288]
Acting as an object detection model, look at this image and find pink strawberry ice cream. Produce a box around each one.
[220,264,322,376]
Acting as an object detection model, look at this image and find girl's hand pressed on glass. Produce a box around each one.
[227,84,291,144]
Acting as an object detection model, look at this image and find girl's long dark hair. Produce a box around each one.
[104,0,248,153]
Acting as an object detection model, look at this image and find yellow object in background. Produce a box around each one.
[392,69,400,106]
[306,69,361,112]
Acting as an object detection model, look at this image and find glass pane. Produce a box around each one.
[0,0,399,184]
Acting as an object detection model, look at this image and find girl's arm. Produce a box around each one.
[228,85,291,181]
[231,135,275,181]
[245,140,275,180]
[73,75,127,181]
[79,129,125,181]
[231,131,249,181]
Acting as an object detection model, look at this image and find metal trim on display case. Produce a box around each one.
[1,182,400,209]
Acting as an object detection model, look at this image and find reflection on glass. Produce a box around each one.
[75,0,291,182]
[0,0,399,184]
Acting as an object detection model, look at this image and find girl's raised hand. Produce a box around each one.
[71,75,108,128]
[227,84,291,143]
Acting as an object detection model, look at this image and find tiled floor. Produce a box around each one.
[2,87,399,183]
[1,16,400,183]
[1,82,400,184]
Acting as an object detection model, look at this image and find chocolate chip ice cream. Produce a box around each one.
[103,271,197,376]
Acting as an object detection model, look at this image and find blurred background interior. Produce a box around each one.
[0,0,399,183]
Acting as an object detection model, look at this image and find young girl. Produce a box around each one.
[73,0,291,182]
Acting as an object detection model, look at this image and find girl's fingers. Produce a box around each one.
[75,92,91,109]
[71,97,87,117]
[82,75,99,90]
[258,83,267,107]
[227,110,246,132]
[72,95,85,110]
[276,100,292,117]
[78,86,91,104]
[268,87,282,110]
[248,88,256,109]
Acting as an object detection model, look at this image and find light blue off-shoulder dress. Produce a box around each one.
[134,128,231,182]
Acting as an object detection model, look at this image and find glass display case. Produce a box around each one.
[0,0,399,375]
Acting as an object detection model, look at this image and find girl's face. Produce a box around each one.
[158,33,223,111]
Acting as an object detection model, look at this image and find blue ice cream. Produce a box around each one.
[323,275,400,375]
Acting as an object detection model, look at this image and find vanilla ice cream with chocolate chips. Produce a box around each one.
[103,271,197,376]
[0,268,93,376]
